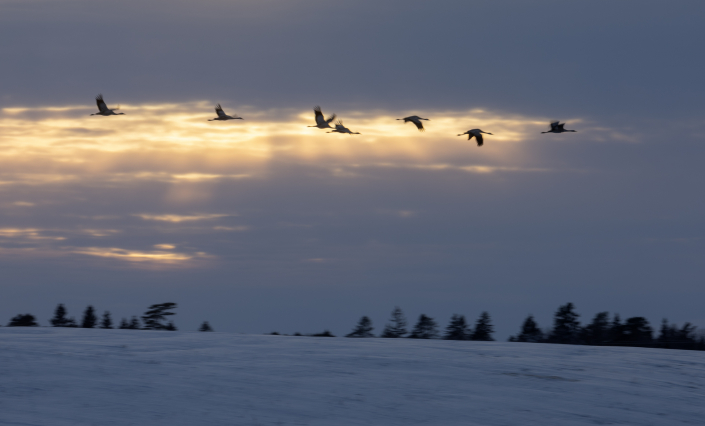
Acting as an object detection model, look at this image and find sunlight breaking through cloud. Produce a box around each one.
[134,214,232,223]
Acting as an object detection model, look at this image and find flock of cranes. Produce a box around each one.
[91,95,577,147]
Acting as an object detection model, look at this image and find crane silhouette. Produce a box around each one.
[208,104,243,121]
[90,94,124,116]
[541,121,576,133]
[458,129,493,146]
[397,115,429,132]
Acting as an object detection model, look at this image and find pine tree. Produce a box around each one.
[622,317,653,346]
[346,316,374,338]
[444,314,470,340]
[141,302,177,330]
[408,314,439,339]
[118,318,129,329]
[470,311,495,341]
[81,305,98,328]
[582,312,610,345]
[657,319,675,348]
[8,314,38,327]
[165,322,177,331]
[199,321,213,332]
[380,307,407,338]
[100,311,113,329]
[128,316,141,330]
[549,303,581,344]
[511,314,543,342]
[609,314,625,344]
[51,303,70,327]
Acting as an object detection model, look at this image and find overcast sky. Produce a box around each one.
[1,0,704,337]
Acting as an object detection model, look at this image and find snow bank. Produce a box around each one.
[0,327,703,425]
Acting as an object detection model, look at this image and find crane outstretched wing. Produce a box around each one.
[549,121,560,131]
[313,106,326,125]
[215,104,226,117]
[326,113,336,124]
[413,120,424,131]
[96,94,108,113]
[476,133,484,146]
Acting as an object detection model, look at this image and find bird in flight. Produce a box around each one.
[327,120,360,135]
[91,94,124,116]
[308,106,336,129]
[541,121,576,133]
[208,104,243,121]
[458,129,493,146]
[397,115,429,132]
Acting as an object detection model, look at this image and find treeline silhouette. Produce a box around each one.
[508,303,705,351]
[335,304,704,351]
[4,303,212,333]
[6,302,704,351]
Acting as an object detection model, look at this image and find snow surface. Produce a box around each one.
[1,328,704,426]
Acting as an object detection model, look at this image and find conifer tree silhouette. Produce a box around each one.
[81,305,98,328]
[549,303,581,344]
[118,318,129,329]
[141,303,177,330]
[100,311,113,329]
[444,314,470,340]
[510,314,543,342]
[380,307,407,338]
[408,314,439,339]
[582,312,609,345]
[199,321,213,332]
[346,316,374,337]
[8,314,38,327]
[128,316,141,330]
[470,311,495,341]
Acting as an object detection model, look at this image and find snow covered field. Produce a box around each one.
[1,328,703,426]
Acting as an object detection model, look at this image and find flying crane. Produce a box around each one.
[458,129,493,146]
[397,115,429,132]
[308,106,336,129]
[208,104,243,121]
[90,94,124,116]
[541,121,576,134]
[327,120,360,135]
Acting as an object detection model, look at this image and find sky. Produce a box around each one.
[1,0,704,338]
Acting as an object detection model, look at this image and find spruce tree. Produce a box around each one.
[51,303,70,327]
[408,314,439,339]
[511,314,543,342]
[444,314,470,340]
[128,316,141,330]
[81,305,98,328]
[549,303,581,344]
[470,311,495,341]
[141,302,177,330]
[8,314,38,327]
[582,312,610,345]
[380,307,407,338]
[199,321,213,332]
[622,317,653,345]
[118,318,129,329]
[100,311,113,329]
[609,314,625,344]
[346,316,374,337]
[165,322,177,331]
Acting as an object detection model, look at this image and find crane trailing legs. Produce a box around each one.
[458,129,493,146]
